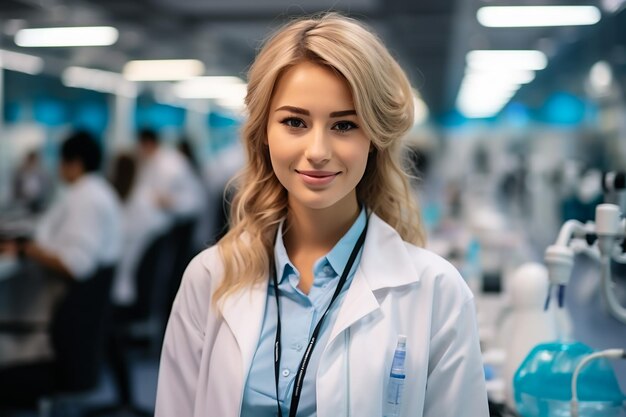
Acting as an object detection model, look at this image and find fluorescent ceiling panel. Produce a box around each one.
[477,6,601,27]
[123,59,205,81]
[0,49,43,74]
[15,26,119,47]
[174,76,247,99]
[467,50,547,71]
[63,66,136,97]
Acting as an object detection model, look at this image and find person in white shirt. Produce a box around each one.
[4,131,122,281]
[135,129,203,223]
[30,133,122,280]
[0,130,122,364]
[111,129,204,306]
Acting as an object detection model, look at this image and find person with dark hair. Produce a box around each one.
[135,128,202,220]
[138,128,159,146]
[177,137,200,174]
[60,130,103,173]
[2,130,122,280]
[109,153,138,203]
[110,129,203,306]
[0,130,122,365]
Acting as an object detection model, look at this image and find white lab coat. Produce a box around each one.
[156,213,489,417]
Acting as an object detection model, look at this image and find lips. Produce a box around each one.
[295,169,340,186]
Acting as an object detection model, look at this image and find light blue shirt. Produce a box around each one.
[241,208,367,417]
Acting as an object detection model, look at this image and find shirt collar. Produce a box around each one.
[273,207,367,284]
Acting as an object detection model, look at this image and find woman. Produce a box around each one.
[156,13,488,417]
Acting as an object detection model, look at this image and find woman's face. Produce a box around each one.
[266,61,371,215]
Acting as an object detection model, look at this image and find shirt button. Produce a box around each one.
[295,343,303,351]
[282,369,290,377]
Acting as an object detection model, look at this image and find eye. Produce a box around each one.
[280,117,306,129]
[332,121,358,133]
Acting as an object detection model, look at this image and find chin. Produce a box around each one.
[290,192,348,212]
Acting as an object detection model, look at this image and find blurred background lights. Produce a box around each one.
[477,6,601,28]
[589,61,613,93]
[15,26,119,47]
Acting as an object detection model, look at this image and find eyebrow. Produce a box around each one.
[275,105,357,118]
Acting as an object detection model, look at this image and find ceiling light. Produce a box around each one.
[467,50,547,71]
[63,66,137,97]
[477,6,601,27]
[602,0,626,13]
[456,74,520,118]
[173,76,247,99]
[15,26,119,47]
[589,61,613,92]
[123,59,205,81]
[0,49,43,74]
[464,69,536,85]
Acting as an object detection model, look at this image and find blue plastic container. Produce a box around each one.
[513,342,625,417]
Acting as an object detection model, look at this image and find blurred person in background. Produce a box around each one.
[110,129,203,306]
[177,136,201,175]
[0,130,122,365]
[109,152,138,203]
[12,150,50,214]
[135,129,203,221]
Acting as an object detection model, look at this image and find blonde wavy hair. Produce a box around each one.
[215,12,425,302]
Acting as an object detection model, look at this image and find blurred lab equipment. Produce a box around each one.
[513,341,625,417]
[11,150,50,214]
[515,170,626,417]
[501,263,570,408]
[544,171,626,323]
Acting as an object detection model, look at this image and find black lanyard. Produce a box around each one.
[272,214,369,417]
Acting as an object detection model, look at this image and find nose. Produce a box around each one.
[304,127,331,165]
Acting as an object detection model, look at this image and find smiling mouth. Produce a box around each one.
[295,170,340,178]
[295,170,340,186]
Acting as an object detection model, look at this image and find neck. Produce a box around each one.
[67,171,86,184]
[283,195,360,256]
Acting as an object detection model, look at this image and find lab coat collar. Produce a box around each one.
[326,213,422,344]
[217,213,422,386]
[359,213,422,291]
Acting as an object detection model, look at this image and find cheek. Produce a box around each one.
[345,141,372,177]
[267,131,293,178]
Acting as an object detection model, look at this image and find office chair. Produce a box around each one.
[88,218,197,416]
[163,217,197,317]
[0,265,115,416]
